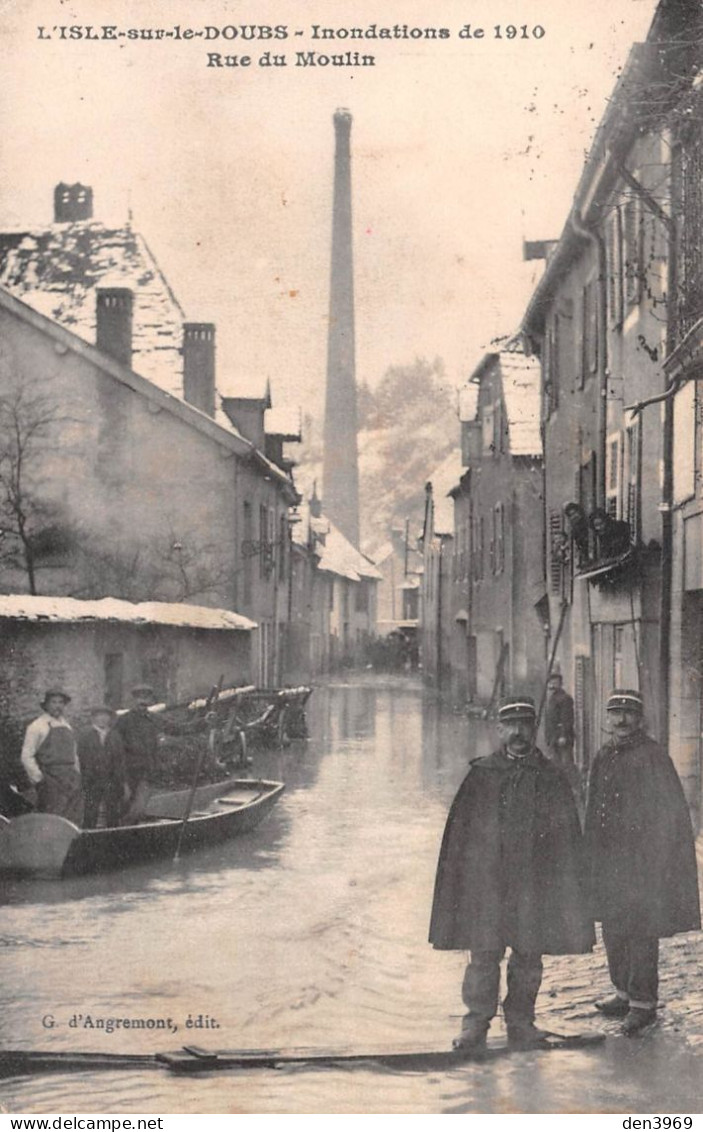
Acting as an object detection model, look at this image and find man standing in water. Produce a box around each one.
[21,689,83,826]
[429,695,594,1051]
[585,689,700,1035]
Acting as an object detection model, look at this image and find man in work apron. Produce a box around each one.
[21,689,84,827]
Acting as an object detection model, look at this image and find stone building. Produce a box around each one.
[289,491,380,676]
[0,186,300,686]
[420,450,463,691]
[520,0,695,775]
[450,346,544,710]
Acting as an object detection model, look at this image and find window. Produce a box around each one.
[259,504,267,579]
[607,207,624,328]
[104,653,124,709]
[545,315,560,416]
[606,432,622,519]
[355,581,369,613]
[279,513,287,581]
[625,421,641,541]
[492,503,505,575]
[482,404,495,454]
[242,501,252,604]
[549,508,565,595]
[580,279,598,385]
[623,195,643,307]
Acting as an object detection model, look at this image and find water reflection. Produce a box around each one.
[5,678,677,1115]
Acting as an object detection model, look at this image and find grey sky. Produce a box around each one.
[1,0,657,415]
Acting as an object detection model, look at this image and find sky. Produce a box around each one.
[0,0,659,417]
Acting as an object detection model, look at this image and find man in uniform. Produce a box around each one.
[20,689,84,826]
[77,706,123,828]
[585,689,700,1035]
[429,695,594,1051]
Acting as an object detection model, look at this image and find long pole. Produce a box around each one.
[535,600,568,732]
[173,675,223,862]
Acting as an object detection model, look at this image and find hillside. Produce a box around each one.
[292,358,460,554]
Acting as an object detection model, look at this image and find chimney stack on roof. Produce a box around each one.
[96,287,133,369]
[182,323,216,417]
[54,183,93,223]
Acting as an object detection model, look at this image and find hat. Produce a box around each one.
[131,684,156,699]
[89,705,115,717]
[497,695,536,722]
[607,689,644,712]
[41,688,71,707]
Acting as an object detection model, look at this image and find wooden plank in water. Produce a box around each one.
[159,1032,606,1074]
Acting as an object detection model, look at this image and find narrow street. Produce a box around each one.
[0,677,701,1114]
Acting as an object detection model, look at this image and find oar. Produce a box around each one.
[173,675,224,861]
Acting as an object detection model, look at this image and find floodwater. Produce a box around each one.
[0,678,701,1115]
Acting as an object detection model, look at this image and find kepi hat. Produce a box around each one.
[497,695,536,722]
[607,688,644,713]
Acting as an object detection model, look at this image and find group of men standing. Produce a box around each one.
[19,684,179,828]
[430,686,700,1048]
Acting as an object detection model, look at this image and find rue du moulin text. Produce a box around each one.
[36,24,546,68]
[42,1012,220,1035]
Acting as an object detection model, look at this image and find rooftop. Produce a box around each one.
[0,594,257,631]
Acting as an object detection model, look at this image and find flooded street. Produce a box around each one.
[0,678,701,1115]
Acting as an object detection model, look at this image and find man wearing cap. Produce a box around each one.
[77,707,123,828]
[112,685,214,821]
[585,689,700,1036]
[20,690,83,825]
[429,695,594,1051]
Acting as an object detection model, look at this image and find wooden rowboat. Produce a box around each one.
[0,777,284,878]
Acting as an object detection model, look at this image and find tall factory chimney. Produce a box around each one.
[322,108,360,548]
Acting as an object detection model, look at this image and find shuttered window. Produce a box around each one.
[549,509,564,594]
[607,207,624,328]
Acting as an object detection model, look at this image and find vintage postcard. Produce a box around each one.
[0,0,701,1117]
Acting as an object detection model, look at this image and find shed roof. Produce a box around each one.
[0,594,256,631]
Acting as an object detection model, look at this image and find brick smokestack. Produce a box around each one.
[183,323,216,417]
[54,183,93,223]
[322,108,360,549]
[96,288,133,368]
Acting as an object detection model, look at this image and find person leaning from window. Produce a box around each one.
[585,689,700,1036]
[20,688,84,826]
[429,694,594,1052]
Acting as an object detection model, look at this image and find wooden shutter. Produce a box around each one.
[549,509,564,594]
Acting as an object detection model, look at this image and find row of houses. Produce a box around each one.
[421,0,703,831]
[0,183,379,728]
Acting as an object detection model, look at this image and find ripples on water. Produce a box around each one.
[0,680,700,1114]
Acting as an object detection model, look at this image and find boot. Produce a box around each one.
[622,1007,656,1037]
[595,994,629,1018]
[506,1021,551,1050]
[453,1015,489,1052]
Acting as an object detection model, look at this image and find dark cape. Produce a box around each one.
[585,731,701,937]
[429,748,595,954]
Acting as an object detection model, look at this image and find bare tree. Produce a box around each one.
[0,382,70,595]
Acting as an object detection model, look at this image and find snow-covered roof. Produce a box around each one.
[291,502,381,581]
[317,522,382,582]
[0,222,185,398]
[265,405,301,440]
[0,594,256,631]
[427,450,463,536]
[500,352,542,458]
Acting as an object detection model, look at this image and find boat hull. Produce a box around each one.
[0,779,284,878]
